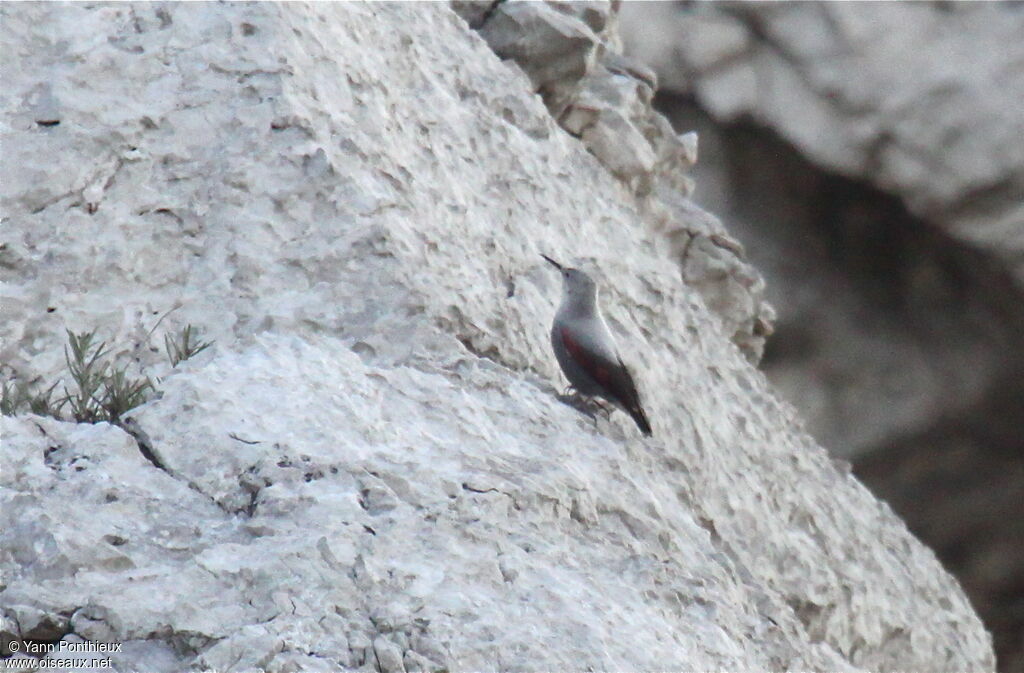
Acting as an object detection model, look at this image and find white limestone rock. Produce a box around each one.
[621,8,1020,665]
[1,3,993,672]
[460,0,771,359]
[620,1,1024,286]
[477,1,603,94]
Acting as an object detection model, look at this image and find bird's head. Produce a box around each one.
[542,254,598,304]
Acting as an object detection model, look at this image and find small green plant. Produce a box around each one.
[62,329,156,423]
[101,367,153,423]
[63,329,111,423]
[2,375,68,418]
[29,381,66,417]
[165,324,213,367]
[2,323,212,424]
[1,380,28,416]
[1,380,63,417]
[4,381,43,416]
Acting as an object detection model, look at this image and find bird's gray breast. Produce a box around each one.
[550,312,620,396]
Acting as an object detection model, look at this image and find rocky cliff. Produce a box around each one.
[619,3,1023,669]
[1,3,994,672]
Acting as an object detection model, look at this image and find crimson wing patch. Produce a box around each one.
[560,327,652,436]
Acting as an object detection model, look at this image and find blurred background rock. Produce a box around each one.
[619,2,1024,671]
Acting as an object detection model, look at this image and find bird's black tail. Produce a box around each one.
[628,404,652,437]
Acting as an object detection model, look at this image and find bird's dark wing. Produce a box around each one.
[561,328,653,436]
[616,357,652,436]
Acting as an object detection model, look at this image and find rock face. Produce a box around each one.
[621,2,1024,274]
[1,3,994,672]
[619,2,1024,455]
[454,0,775,363]
[619,3,1023,670]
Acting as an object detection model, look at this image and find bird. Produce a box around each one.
[542,254,653,436]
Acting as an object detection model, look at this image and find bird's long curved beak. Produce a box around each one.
[541,254,563,271]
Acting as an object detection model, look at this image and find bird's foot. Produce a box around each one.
[556,392,615,427]
[556,391,599,420]
[589,398,615,417]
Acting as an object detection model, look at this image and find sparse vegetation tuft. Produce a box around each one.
[63,329,114,423]
[165,324,213,368]
[1,323,213,424]
[101,363,154,423]
[2,380,66,418]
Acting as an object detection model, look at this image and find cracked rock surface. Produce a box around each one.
[620,5,1023,669]
[621,2,1024,280]
[1,3,994,672]
[455,0,774,361]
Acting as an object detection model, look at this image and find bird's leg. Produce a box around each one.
[568,393,616,424]
[579,396,614,419]
[556,390,601,422]
[556,385,581,405]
